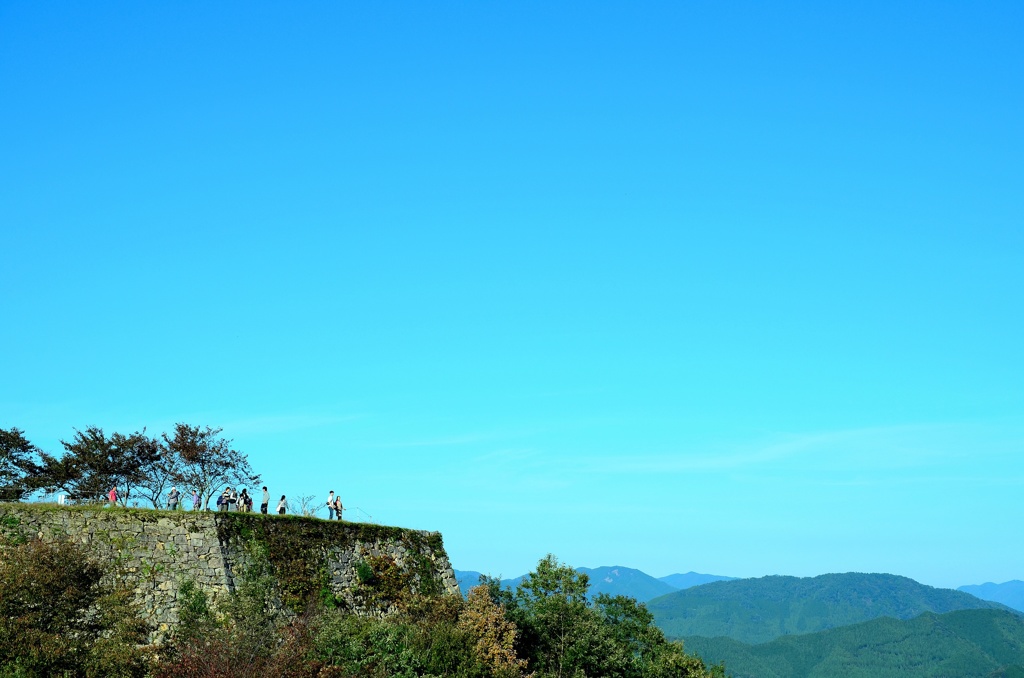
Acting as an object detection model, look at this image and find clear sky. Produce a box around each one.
[1,2,1021,590]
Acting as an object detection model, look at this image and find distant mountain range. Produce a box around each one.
[647,572,1015,644]
[959,581,1024,613]
[659,571,738,590]
[684,608,1024,678]
[452,566,733,601]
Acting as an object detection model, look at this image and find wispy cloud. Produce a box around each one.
[366,424,551,450]
[815,474,1024,488]
[219,413,366,435]
[366,433,495,449]
[569,422,1024,477]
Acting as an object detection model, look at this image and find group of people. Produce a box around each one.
[217,486,253,512]
[103,484,342,519]
[216,486,287,514]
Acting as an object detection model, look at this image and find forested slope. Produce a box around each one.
[684,608,1024,678]
[649,572,1011,643]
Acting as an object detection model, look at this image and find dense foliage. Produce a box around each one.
[684,608,1024,678]
[37,427,161,507]
[480,554,724,678]
[648,572,1011,644]
[0,536,151,677]
[156,551,722,678]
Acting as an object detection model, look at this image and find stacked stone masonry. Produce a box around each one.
[0,505,460,640]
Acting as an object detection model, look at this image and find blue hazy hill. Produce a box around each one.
[578,566,678,602]
[453,569,487,595]
[453,565,729,602]
[960,581,1024,613]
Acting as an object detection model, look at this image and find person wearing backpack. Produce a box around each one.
[326,491,335,520]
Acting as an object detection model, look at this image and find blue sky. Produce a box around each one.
[1,2,1021,589]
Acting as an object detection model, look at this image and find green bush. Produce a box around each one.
[0,536,151,678]
[176,578,217,643]
[356,559,376,584]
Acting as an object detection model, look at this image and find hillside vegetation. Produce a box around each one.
[648,572,1011,644]
[0,534,723,678]
[684,608,1024,678]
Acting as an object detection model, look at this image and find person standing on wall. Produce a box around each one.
[192,490,200,511]
[334,494,343,521]
[326,490,335,520]
[277,495,287,515]
[167,486,180,511]
[219,486,231,512]
[107,486,118,507]
[261,486,269,514]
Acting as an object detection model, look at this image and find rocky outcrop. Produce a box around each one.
[0,504,459,640]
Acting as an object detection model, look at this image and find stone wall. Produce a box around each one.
[0,504,460,639]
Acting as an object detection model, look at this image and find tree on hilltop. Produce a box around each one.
[163,423,259,510]
[135,440,185,508]
[483,554,724,678]
[37,427,160,505]
[0,427,43,502]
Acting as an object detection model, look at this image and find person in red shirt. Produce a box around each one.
[108,487,118,506]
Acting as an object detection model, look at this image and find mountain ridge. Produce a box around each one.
[649,571,1015,644]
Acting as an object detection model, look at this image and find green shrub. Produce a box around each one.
[0,536,151,677]
[356,558,376,584]
[176,578,218,642]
